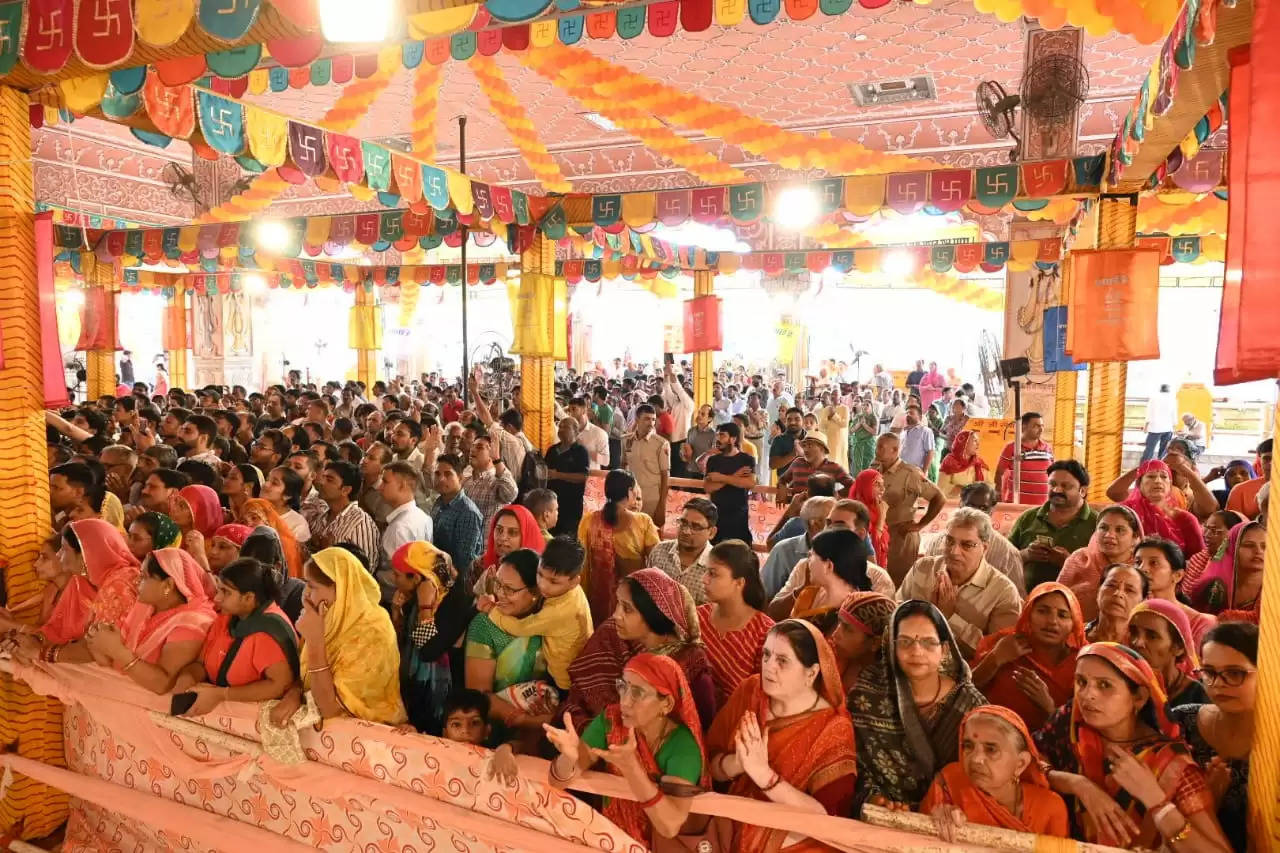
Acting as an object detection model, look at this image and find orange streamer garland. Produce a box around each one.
[516,50,747,186]
[194,63,398,225]
[971,0,1178,45]
[528,43,939,175]
[469,54,572,193]
[194,168,291,224]
[316,50,399,133]
[412,62,443,163]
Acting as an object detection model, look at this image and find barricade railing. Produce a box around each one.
[0,659,1125,853]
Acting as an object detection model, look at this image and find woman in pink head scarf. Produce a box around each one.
[86,548,216,694]
[1122,459,1205,559]
[919,361,946,413]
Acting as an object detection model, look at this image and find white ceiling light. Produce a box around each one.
[318,0,395,43]
[772,186,821,231]
[652,222,750,253]
[579,112,619,132]
[881,250,916,279]
[254,220,290,253]
[243,273,267,293]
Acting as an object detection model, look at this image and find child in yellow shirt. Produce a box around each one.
[480,536,592,691]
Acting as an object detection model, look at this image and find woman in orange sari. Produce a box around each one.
[921,705,1069,840]
[240,497,305,578]
[707,619,858,853]
[971,583,1085,732]
[1035,643,1231,850]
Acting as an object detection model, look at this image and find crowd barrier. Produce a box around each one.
[0,660,1126,852]
[581,471,1038,545]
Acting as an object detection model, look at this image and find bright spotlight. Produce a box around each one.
[772,186,820,231]
[881,250,916,279]
[243,273,267,293]
[318,0,394,43]
[255,220,290,253]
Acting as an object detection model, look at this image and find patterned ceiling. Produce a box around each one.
[35,0,1162,221]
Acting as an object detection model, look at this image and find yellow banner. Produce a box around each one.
[510,273,555,357]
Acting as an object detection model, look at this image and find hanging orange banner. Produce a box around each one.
[1065,248,1161,362]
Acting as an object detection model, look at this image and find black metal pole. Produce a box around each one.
[458,115,469,406]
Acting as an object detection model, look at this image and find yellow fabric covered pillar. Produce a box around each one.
[0,82,68,838]
[164,284,189,391]
[691,270,714,410]
[1082,195,1134,502]
[82,254,118,399]
[515,235,560,451]
[1250,398,1280,845]
[352,286,379,389]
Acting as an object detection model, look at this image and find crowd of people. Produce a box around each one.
[0,356,1268,852]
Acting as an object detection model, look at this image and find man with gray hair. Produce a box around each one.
[922,482,1026,594]
[760,496,835,600]
[897,506,1022,657]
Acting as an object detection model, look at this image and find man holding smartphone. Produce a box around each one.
[1007,460,1098,590]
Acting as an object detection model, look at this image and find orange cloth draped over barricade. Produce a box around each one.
[3,660,645,852]
[0,659,1127,852]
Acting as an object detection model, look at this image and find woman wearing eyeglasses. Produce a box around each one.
[545,653,708,847]
[850,600,986,810]
[1168,622,1256,853]
[706,619,857,853]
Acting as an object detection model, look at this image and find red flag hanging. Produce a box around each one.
[1217,40,1280,383]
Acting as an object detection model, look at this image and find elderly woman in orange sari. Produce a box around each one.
[545,653,707,847]
[972,583,1084,732]
[84,548,217,694]
[921,705,1069,840]
[1035,643,1231,851]
[240,497,305,578]
[707,619,858,853]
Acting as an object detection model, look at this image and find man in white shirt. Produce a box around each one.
[660,363,694,447]
[1142,383,1178,463]
[567,396,610,470]
[379,460,433,564]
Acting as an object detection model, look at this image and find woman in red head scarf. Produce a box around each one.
[936,430,988,500]
[921,705,1069,839]
[1035,643,1231,850]
[706,619,857,853]
[972,582,1085,732]
[86,548,216,694]
[545,653,708,847]
[851,469,889,566]
[474,504,546,596]
[1122,460,1205,559]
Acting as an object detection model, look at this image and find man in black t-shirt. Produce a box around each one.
[703,421,756,544]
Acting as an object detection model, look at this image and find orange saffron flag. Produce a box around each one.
[1064,248,1160,362]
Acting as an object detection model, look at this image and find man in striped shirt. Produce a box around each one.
[995,412,1054,504]
[311,459,382,574]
